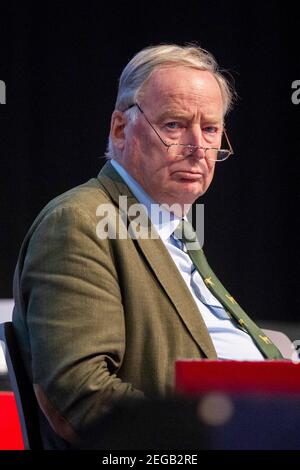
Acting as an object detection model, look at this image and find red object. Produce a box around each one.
[175,360,300,396]
[0,391,24,450]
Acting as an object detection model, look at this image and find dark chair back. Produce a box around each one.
[0,321,43,449]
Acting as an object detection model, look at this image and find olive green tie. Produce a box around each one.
[174,220,283,359]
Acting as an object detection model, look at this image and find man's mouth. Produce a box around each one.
[173,171,204,181]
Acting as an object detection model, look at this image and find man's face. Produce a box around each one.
[111,66,224,210]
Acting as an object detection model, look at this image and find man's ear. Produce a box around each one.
[110,110,127,151]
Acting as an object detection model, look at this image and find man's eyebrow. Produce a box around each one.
[157,110,223,123]
[157,110,189,120]
[202,116,224,124]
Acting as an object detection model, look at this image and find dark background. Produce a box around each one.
[0,1,299,323]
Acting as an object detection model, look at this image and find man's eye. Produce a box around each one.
[165,122,181,130]
[204,126,219,134]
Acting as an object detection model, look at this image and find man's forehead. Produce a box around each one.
[140,66,224,116]
[145,65,217,90]
[142,66,222,103]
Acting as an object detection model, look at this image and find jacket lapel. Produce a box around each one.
[97,161,217,359]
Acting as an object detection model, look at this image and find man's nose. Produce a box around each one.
[187,127,206,159]
[189,125,204,147]
[187,146,205,161]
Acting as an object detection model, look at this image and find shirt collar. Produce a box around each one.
[110,159,184,240]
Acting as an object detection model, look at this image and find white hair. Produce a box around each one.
[106,43,236,159]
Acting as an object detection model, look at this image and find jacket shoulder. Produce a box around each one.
[43,177,111,214]
[29,177,112,232]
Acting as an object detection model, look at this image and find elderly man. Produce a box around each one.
[13,44,282,449]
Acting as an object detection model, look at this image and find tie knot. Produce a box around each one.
[174,220,197,244]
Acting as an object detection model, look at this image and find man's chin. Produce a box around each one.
[175,180,207,201]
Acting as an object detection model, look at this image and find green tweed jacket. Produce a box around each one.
[12,161,220,446]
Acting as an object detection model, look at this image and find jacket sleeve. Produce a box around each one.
[19,204,144,444]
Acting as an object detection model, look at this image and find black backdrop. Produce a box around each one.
[0,1,299,323]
